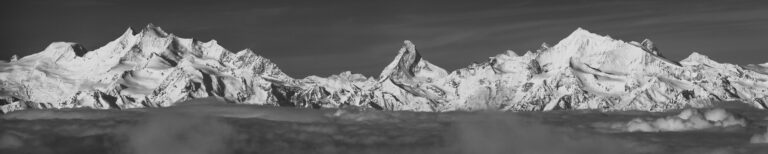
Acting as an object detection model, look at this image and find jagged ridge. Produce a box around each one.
[1,25,767,113]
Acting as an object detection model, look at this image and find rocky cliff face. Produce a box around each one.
[1,25,767,113]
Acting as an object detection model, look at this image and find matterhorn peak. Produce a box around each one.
[403,40,416,53]
[379,40,419,80]
[9,55,17,62]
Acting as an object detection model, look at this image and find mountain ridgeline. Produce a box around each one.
[1,24,767,113]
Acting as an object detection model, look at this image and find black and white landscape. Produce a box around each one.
[1,0,768,154]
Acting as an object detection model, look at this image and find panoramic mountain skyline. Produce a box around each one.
[2,0,767,77]
[3,24,768,113]
[3,1,768,153]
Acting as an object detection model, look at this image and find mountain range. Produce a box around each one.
[1,24,767,113]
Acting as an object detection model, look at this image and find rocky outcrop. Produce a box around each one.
[1,25,767,113]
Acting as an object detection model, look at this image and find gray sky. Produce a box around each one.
[1,0,767,77]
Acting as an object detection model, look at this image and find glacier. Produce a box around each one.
[2,24,768,113]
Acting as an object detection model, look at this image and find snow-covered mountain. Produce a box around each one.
[1,24,767,113]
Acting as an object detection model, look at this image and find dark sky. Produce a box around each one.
[1,0,767,77]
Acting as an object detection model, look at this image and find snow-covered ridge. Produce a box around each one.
[1,24,767,113]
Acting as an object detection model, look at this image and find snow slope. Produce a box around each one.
[1,25,767,113]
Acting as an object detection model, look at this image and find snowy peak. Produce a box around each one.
[379,40,417,78]
[376,28,768,111]
[142,23,170,38]
[565,27,602,40]
[537,28,628,69]
[0,24,295,113]
[534,28,683,75]
[680,52,716,66]
[379,40,448,82]
[557,28,614,47]
[403,40,416,53]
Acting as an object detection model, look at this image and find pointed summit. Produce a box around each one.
[683,52,708,61]
[142,23,169,37]
[553,27,621,50]
[107,27,139,48]
[681,52,714,64]
[572,27,591,34]
[379,40,447,81]
[562,28,609,41]
[123,27,135,36]
[134,24,175,54]
[534,28,628,70]
[379,41,414,80]
[403,40,416,53]
[10,55,18,62]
